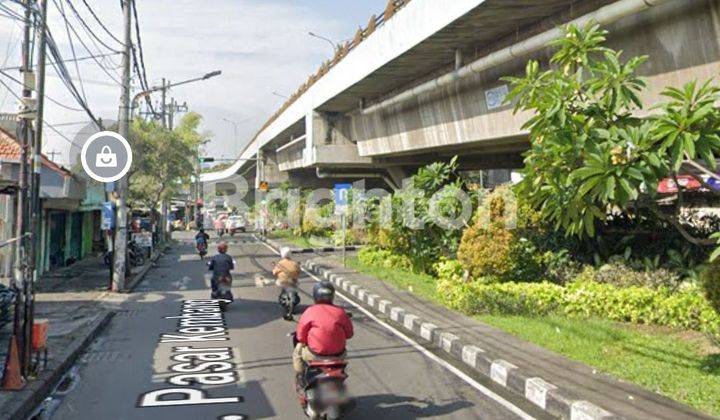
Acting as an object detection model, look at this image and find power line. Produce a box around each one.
[131,0,149,89]
[43,121,83,150]
[79,0,124,45]
[0,68,85,111]
[0,51,122,72]
[45,26,104,124]
[0,2,24,21]
[131,0,155,116]
[49,0,121,86]
[57,0,87,103]
[62,0,121,52]
[0,19,21,109]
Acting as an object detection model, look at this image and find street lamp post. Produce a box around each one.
[308,31,337,53]
[131,70,222,120]
[129,70,220,241]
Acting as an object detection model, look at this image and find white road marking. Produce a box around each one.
[258,240,536,420]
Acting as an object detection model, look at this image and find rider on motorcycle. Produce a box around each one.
[195,228,210,248]
[208,241,233,297]
[273,247,301,288]
[293,281,353,382]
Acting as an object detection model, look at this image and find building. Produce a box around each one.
[0,124,91,281]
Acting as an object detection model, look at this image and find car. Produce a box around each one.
[225,215,246,236]
[657,175,702,193]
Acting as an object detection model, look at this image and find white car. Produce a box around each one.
[225,215,246,235]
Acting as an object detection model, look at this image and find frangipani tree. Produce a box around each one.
[505,23,720,260]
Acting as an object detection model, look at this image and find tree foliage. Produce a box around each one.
[505,23,720,255]
[128,112,208,212]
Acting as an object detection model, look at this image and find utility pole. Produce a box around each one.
[12,0,35,377]
[24,0,48,377]
[160,97,186,240]
[46,149,60,162]
[112,0,132,292]
[160,78,167,128]
[167,98,187,131]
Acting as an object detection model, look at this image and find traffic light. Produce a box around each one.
[199,157,215,163]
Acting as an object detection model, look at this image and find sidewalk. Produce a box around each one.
[296,252,711,420]
[0,248,164,419]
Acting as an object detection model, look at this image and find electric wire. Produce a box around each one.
[0,51,122,72]
[63,0,121,52]
[0,68,85,111]
[130,0,156,117]
[49,0,121,86]
[79,0,124,45]
[57,0,88,102]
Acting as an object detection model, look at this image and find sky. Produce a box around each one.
[0,0,388,165]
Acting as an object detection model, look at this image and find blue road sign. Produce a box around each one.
[334,183,351,206]
[101,201,115,230]
[334,183,352,216]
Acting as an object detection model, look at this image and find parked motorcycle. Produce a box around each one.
[128,240,146,267]
[290,332,353,419]
[279,286,300,321]
[103,240,145,268]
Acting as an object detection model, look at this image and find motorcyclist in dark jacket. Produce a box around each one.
[195,228,210,245]
[208,241,233,296]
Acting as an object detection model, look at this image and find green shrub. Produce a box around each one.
[436,260,720,336]
[301,206,333,237]
[702,262,720,315]
[541,249,582,284]
[576,263,682,290]
[332,228,368,246]
[357,247,412,271]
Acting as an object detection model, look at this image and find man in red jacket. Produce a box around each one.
[293,281,354,374]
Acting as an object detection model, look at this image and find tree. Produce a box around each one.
[128,112,208,219]
[505,23,720,259]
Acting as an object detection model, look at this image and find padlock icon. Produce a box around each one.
[96,145,117,168]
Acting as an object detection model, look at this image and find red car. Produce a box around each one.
[657,175,702,193]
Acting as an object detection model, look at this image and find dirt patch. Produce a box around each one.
[622,322,720,356]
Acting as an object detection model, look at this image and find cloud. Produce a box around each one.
[0,0,386,164]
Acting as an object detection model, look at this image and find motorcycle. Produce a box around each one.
[128,240,146,267]
[279,286,300,321]
[208,260,234,312]
[196,241,208,259]
[103,240,146,268]
[213,275,233,311]
[290,332,353,419]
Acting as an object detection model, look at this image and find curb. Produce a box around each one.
[302,260,619,420]
[263,236,362,255]
[1,311,114,420]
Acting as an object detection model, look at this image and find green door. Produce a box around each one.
[68,212,82,263]
[48,212,66,269]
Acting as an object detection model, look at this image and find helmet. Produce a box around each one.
[217,241,228,253]
[280,247,291,259]
[312,281,335,304]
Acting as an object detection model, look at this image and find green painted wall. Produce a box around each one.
[81,212,94,258]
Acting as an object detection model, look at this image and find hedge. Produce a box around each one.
[435,260,720,336]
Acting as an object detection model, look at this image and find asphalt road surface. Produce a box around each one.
[43,232,548,420]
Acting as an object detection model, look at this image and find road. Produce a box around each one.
[43,232,547,420]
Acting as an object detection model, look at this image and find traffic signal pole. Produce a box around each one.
[112,0,132,292]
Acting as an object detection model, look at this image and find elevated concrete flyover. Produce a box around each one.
[206,0,720,191]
